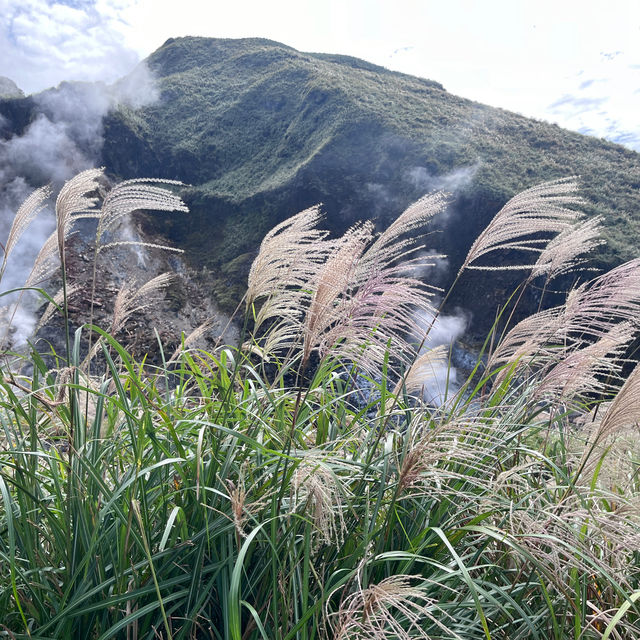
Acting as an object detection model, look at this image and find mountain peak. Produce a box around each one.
[0,77,24,99]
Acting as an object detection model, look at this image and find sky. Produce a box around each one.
[0,0,639,150]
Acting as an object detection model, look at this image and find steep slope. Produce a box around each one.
[97,38,640,332]
[3,37,639,336]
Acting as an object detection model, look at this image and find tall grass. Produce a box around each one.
[0,173,639,639]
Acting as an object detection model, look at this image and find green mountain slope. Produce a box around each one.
[4,37,639,334]
[99,37,640,328]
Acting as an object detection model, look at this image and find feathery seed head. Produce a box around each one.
[460,177,584,275]
[292,457,347,547]
[332,574,460,640]
[2,184,51,277]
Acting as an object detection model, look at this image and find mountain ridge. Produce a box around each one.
[2,36,640,335]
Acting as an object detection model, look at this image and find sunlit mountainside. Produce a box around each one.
[2,36,640,333]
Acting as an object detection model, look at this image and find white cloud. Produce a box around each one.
[546,52,640,149]
[0,0,140,93]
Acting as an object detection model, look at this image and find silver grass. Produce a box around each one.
[248,317,303,360]
[292,456,347,548]
[505,490,640,592]
[97,240,184,254]
[168,318,216,361]
[302,223,374,367]
[459,177,584,274]
[55,168,103,256]
[531,215,604,281]
[331,575,461,640]
[246,206,332,334]
[24,170,102,286]
[316,265,438,376]
[533,322,635,403]
[85,273,174,363]
[247,196,446,374]
[357,192,448,276]
[303,222,441,376]
[564,258,640,336]
[36,284,81,331]
[1,185,51,279]
[25,228,74,286]
[393,413,512,499]
[95,178,188,244]
[576,420,640,493]
[111,272,174,335]
[393,345,448,399]
[579,362,640,476]
[489,258,640,393]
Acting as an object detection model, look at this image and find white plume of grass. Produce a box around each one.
[246,205,333,337]
[36,284,81,331]
[1,185,51,282]
[531,215,604,281]
[331,574,461,639]
[110,273,175,335]
[488,258,640,401]
[291,456,348,548]
[393,345,448,400]
[459,177,584,274]
[55,168,103,257]
[25,170,103,287]
[25,229,72,287]
[302,223,374,369]
[84,273,174,364]
[357,192,447,275]
[578,362,640,478]
[95,178,188,251]
[246,195,447,377]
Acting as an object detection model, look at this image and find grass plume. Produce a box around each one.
[1,174,640,639]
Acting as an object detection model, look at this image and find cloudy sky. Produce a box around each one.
[1,0,639,150]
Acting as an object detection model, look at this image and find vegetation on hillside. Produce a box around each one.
[97,37,640,328]
[2,37,639,331]
[0,171,639,638]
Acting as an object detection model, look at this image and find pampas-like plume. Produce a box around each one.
[531,215,604,281]
[23,173,188,287]
[578,362,640,477]
[246,206,332,335]
[357,192,447,275]
[302,223,374,368]
[312,249,439,377]
[292,457,347,547]
[55,168,103,256]
[533,321,635,403]
[393,345,448,399]
[1,185,51,280]
[24,170,103,286]
[84,273,174,363]
[25,228,72,286]
[489,258,640,396]
[169,318,215,361]
[95,178,188,248]
[111,273,174,335]
[247,197,445,375]
[36,284,81,331]
[459,177,584,274]
[332,575,461,640]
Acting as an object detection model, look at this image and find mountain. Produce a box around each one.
[0,77,24,99]
[2,37,640,337]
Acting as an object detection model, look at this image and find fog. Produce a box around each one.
[0,62,159,346]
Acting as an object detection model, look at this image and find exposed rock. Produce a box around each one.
[34,218,239,370]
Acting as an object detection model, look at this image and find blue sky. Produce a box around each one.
[1,0,639,150]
